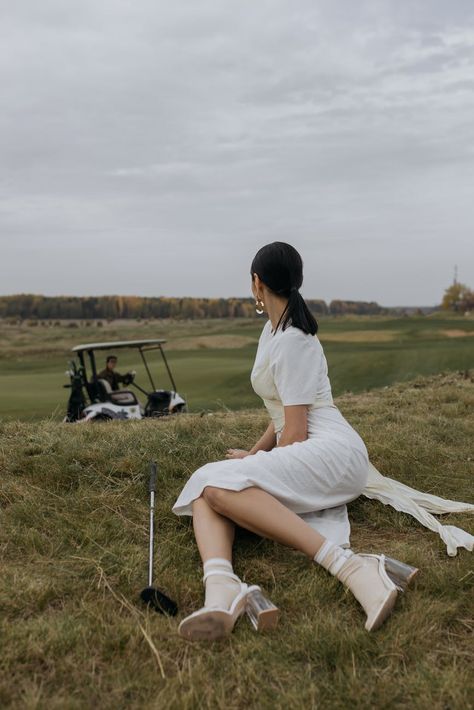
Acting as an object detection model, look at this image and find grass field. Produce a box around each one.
[1,370,473,709]
[0,313,473,420]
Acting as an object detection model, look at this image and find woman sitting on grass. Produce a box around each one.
[172,241,418,640]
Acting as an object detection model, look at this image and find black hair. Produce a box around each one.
[106,355,118,364]
[250,241,318,335]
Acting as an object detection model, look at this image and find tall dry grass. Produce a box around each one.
[0,371,473,709]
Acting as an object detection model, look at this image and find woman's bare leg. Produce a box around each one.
[202,486,326,558]
[192,488,399,634]
[192,496,236,562]
[190,497,243,613]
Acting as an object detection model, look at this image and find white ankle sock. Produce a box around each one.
[314,540,354,576]
[203,558,242,609]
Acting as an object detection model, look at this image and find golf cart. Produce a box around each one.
[64,339,187,422]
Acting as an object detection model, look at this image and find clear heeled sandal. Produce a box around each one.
[178,569,249,641]
[178,571,280,640]
[339,553,419,631]
[384,556,419,592]
[245,585,279,631]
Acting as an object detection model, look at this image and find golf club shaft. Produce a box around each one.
[148,489,155,587]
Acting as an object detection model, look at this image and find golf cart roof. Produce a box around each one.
[72,339,166,353]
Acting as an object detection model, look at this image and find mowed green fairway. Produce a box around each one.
[0,314,473,420]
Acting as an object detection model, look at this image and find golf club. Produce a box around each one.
[140,460,178,616]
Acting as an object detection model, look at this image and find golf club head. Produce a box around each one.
[140,586,178,616]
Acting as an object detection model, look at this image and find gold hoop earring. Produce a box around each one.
[255,299,265,315]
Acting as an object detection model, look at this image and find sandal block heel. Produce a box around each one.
[245,586,279,632]
[384,556,419,592]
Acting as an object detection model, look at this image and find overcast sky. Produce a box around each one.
[1,1,473,305]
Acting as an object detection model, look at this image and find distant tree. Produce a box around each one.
[308,299,329,315]
[329,299,384,315]
[442,282,474,312]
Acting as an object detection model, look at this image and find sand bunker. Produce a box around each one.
[318,330,399,343]
[441,329,474,338]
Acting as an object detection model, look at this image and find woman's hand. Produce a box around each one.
[225,448,251,459]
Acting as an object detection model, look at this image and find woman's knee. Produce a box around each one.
[202,486,230,513]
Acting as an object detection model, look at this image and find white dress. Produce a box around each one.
[172,319,371,546]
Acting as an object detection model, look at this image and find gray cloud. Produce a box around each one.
[1,0,473,304]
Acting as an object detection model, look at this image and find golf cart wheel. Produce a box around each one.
[91,412,114,422]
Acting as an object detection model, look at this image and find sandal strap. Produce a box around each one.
[202,569,241,584]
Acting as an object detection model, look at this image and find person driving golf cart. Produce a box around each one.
[97,355,134,392]
[64,338,187,421]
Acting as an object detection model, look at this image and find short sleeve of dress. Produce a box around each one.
[269,330,320,406]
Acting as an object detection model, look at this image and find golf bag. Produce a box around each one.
[64,361,87,422]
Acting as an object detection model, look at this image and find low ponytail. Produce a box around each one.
[274,284,318,335]
[250,242,319,336]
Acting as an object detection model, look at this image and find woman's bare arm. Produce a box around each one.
[249,420,277,454]
[225,420,276,459]
[276,404,308,447]
[226,403,308,458]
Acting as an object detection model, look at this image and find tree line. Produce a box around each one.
[0,294,388,320]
